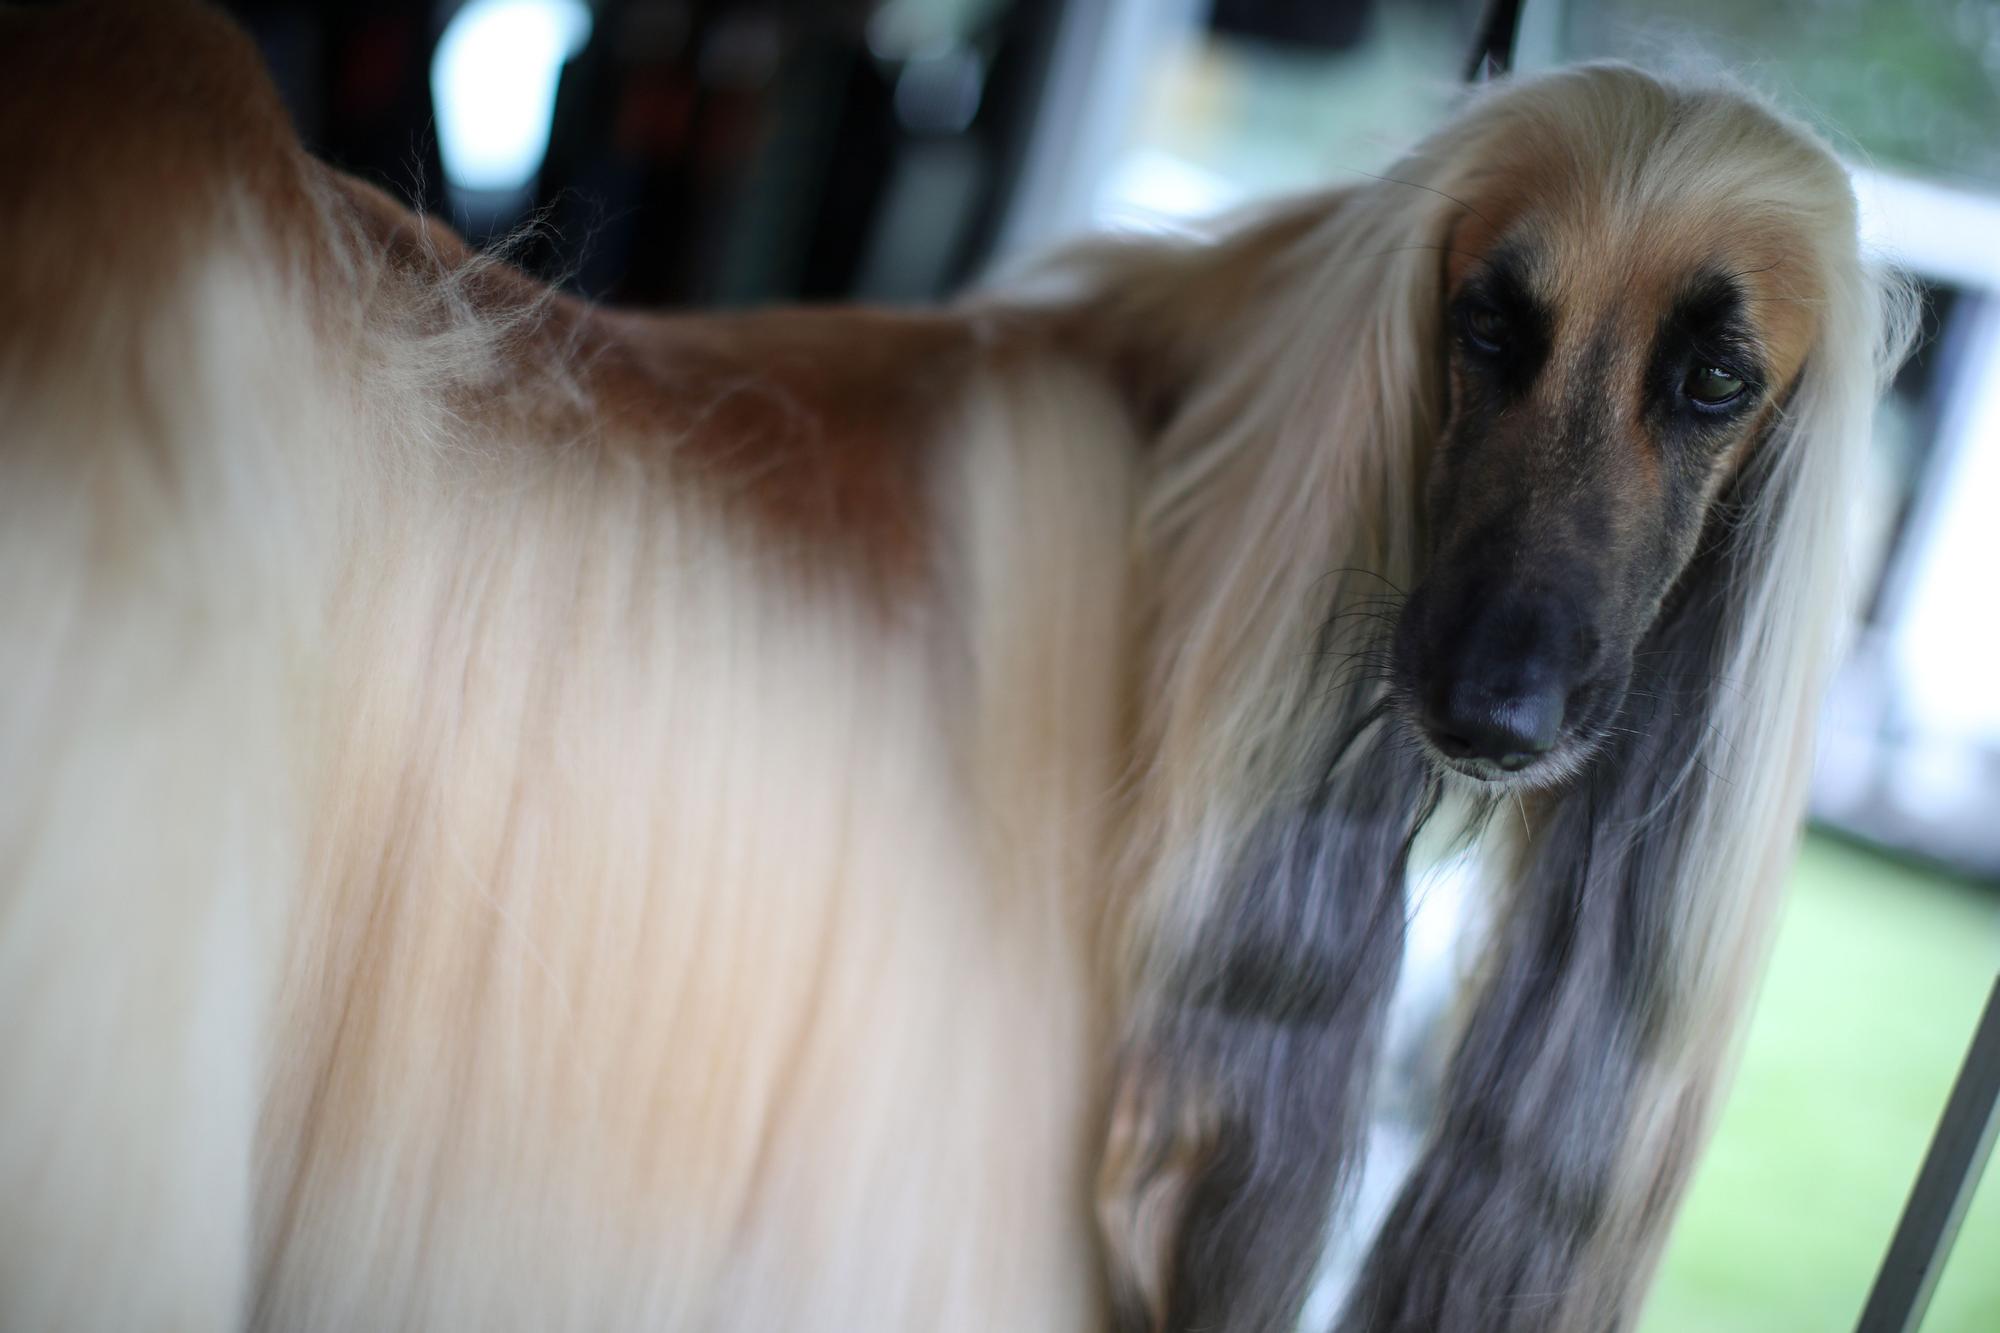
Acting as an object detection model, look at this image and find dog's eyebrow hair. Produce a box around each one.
[1662,272,1770,373]
[1469,242,1542,307]
[1668,271,1747,332]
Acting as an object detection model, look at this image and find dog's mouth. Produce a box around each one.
[1411,731,1562,785]
[1429,747,1547,783]
[1396,673,1621,789]
[1408,721,1576,787]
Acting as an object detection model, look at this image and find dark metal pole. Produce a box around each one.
[1855,974,2000,1333]
[1463,0,1524,81]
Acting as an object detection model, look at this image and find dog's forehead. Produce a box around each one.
[1448,188,1823,381]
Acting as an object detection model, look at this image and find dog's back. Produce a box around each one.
[0,4,1133,1327]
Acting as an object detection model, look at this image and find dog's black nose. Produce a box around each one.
[1413,584,1584,771]
[1422,683,1564,769]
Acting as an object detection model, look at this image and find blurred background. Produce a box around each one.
[219,0,1998,1326]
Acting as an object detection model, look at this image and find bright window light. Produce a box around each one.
[432,0,593,194]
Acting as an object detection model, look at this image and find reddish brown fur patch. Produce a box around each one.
[0,0,313,341]
[579,305,984,589]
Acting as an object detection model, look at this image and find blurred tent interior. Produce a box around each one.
[214,0,1998,1327]
[227,0,1066,306]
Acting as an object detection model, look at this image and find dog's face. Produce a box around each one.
[1390,185,1822,785]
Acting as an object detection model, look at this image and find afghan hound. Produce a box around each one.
[0,3,1914,1330]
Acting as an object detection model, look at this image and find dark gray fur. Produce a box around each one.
[1118,720,1436,1333]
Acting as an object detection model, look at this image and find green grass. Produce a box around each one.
[1642,834,2000,1332]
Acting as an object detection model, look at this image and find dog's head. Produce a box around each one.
[1387,71,1849,786]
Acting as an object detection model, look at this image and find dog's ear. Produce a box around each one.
[1086,169,1474,1329]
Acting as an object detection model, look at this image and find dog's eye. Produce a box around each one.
[1683,365,1746,408]
[1463,305,1507,352]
